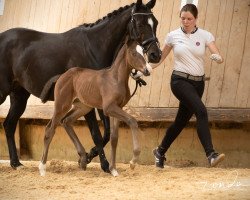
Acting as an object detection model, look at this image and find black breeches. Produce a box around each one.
[159,74,214,157]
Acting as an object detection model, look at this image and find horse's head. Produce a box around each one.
[126,40,152,77]
[128,0,162,63]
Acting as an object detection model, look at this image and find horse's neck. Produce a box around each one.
[69,8,132,66]
[89,9,132,53]
[110,46,131,83]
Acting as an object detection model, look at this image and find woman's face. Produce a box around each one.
[180,11,197,29]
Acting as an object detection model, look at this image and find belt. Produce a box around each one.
[172,70,205,81]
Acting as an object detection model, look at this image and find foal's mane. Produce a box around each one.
[79,3,135,28]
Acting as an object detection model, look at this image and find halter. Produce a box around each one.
[130,9,160,54]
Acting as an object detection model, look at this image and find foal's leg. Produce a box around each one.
[86,109,110,163]
[109,117,120,176]
[60,106,89,170]
[39,118,59,176]
[105,105,141,173]
[39,97,76,176]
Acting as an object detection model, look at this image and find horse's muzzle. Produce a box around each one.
[143,64,152,76]
[148,51,161,63]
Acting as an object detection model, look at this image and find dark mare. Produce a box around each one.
[0,0,161,170]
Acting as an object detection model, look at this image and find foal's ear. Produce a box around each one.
[146,0,156,9]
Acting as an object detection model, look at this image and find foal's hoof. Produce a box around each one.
[129,160,136,170]
[39,162,46,176]
[101,159,110,173]
[110,168,119,177]
[78,157,87,170]
[10,161,23,170]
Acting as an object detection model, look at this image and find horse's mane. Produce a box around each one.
[78,3,135,28]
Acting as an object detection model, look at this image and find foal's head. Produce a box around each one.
[126,41,152,76]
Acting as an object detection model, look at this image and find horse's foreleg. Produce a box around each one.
[61,107,88,170]
[109,117,119,177]
[105,105,141,171]
[97,109,110,146]
[3,87,30,169]
[84,109,109,173]
[86,109,110,163]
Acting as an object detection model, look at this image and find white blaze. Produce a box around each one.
[148,17,154,29]
[136,45,144,56]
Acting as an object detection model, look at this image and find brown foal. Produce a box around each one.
[39,40,152,176]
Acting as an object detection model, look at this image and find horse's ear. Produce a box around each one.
[146,0,156,9]
[135,0,142,9]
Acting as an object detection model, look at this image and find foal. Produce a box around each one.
[39,40,152,176]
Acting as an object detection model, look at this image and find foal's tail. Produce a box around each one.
[40,75,61,103]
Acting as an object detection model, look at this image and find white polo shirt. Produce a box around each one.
[165,28,214,76]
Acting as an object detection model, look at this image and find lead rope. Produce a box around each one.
[130,80,139,98]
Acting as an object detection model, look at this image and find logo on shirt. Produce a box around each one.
[196,42,200,46]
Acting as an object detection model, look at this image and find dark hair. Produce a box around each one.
[180,4,198,19]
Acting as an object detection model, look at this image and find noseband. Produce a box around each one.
[130,10,160,54]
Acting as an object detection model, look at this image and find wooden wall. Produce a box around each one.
[0,0,249,117]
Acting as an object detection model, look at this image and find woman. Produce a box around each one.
[152,4,225,168]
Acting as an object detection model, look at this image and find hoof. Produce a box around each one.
[110,168,119,177]
[86,148,99,164]
[101,159,110,173]
[10,161,23,170]
[78,156,87,170]
[16,165,25,170]
[129,160,136,170]
[38,162,46,176]
[86,153,92,164]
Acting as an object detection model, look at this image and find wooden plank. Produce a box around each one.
[1,105,249,123]
[219,0,249,107]
[98,0,111,19]
[135,0,169,107]
[197,0,208,28]
[206,0,235,107]
[0,0,16,31]
[27,0,37,29]
[235,5,250,108]
[85,0,101,23]
[46,0,63,32]
[32,0,51,31]
[58,0,71,32]
[168,0,181,107]
[109,0,121,13]
[148,0,169,107]
[158,0,175,107]
[201,0,221,104]
[12,0,32,28]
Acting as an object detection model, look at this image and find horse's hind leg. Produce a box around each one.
[39,95,73,176]
[86,109,110,163]
[39,118,59,176]
[3,86,30,169]
[39,110,69,176]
